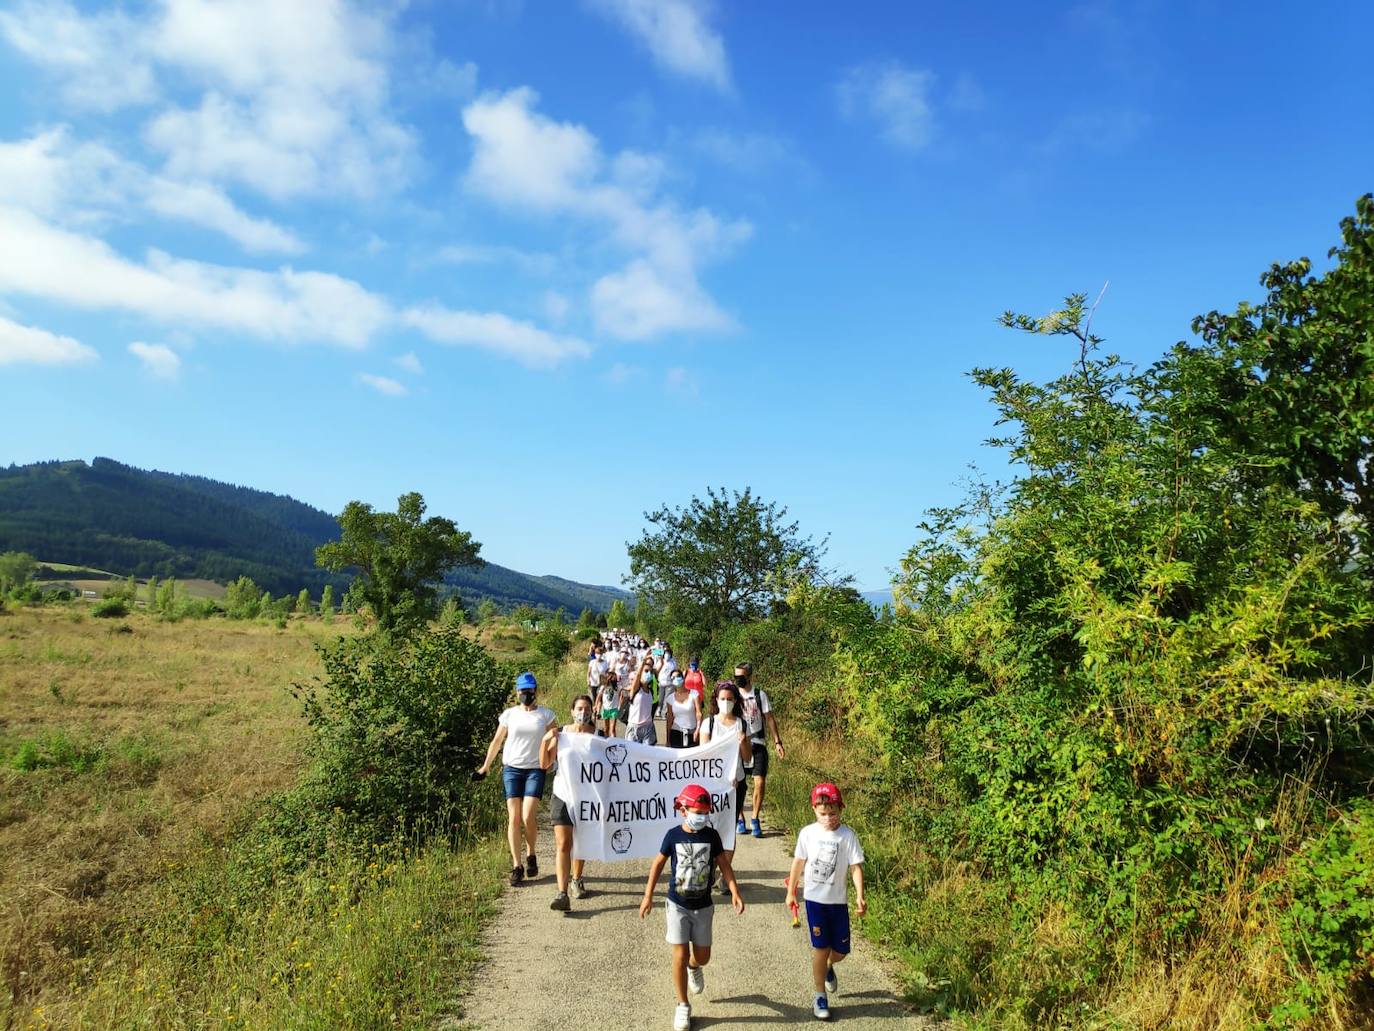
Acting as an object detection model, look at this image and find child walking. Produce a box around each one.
[639,783,745,1031]
[785,782,867,1021]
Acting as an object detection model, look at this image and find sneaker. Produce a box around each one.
[509,865,524,886]
[813,993,830,1020]
[824,965,838,994]
[719,878,731,894]
[525,853,538,878]
[673,1002,692,1030]
[751,817,763,838]
[549,891,570,912]
[570,878,588,899]
[688,964,705,995]
[736,817,747,835]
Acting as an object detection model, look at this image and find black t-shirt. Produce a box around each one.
[659,824,723,910]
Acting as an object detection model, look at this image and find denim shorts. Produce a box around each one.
[502,765,547,799]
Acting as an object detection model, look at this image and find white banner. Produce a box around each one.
[552,732,740,862]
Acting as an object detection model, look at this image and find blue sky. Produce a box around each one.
[2,1,1371,590]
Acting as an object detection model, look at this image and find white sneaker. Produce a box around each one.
[688,964,705,994]
[570,877,588,899]
[813,993,831,1020]
[673,1002,692,1030]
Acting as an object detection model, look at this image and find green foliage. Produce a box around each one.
[290,626,509,839]
[315,492,482,638]
[224,575,262,618]
[606,597,632,629]
[154,576,177,617]
[92,597,129,618]
[531,623,572,664]
[296,587,312,614]
[320,583,335,619]
[0,549,36,592]
[626,487,837,632]
[476,597,498,623]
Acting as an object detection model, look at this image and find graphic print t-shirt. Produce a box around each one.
[738,688,771,743]
[794,822,865,906]
[660,825,723,910]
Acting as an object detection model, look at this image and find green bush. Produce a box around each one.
[290,626,510,840]
[531,623,572,664]
[92,597,129,618]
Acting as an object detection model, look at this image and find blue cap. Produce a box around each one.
[516,672,538,691]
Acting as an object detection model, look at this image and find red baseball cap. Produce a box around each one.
[676,784,712,811]
[810,782,844,807]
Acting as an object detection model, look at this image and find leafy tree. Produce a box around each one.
[224,575,262,619]
[320,584,335,619]
[145,575,160,608]
[296,587,312,615]
[315,492,482,637]
[532,623,572,663]
[476,597,498,623]
[155,577,177,616]
[607,598,632,629]
[576,607,597,631]
[626,487,835,630]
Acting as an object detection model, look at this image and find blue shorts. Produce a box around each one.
[502,766,546,799]
[804,899,852,954]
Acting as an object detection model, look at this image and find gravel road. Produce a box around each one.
[444,725,940,1030]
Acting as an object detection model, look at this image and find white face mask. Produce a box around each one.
[573,709,592,724]
[641,672,652,684]
[718,699,734,715]
[685,812,709,831]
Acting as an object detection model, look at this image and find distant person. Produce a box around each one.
[598,670,624,737]
[542,694,598,912]
[697,681,752,889]
[624,654,658,744]
[785,782,867,1021]
[476,672,558,886]
[587,648,607,694]
[683,656,706,710]
[664,671,699,748]
[639,784,744,1031]
[734,661,785,838]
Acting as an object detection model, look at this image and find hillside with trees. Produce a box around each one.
[0,458,628,612]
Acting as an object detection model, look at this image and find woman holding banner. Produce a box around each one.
[541,694,598,912]
[698,681,753,888]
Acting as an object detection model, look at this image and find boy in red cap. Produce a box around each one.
[785,782,866,1021]
[640,783,745,1031]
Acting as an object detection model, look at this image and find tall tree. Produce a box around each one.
[315,493,482,637]
[0,551,35,593]
[625,487,834,629]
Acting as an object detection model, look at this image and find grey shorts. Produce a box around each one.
[665,899,714,946]
[627,722,657,745]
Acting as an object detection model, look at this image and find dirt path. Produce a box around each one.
[445,723,939,1030]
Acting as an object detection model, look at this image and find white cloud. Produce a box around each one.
[587,0,730,91]
[435,242,556,276]
[128,341,181,379]
[0,128,304,254]
[358,372,407,396]
[837,61,937,151]
[0,205,386,348]
[0,314,98,367]
[394,351,423,374]
[0,1,157,112]
[462,88,748,340]
[402,305,590,368]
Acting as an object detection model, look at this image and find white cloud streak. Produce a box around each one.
[837,61,937,151]
[394,351,423,375]
[0,314,98,367]
[128,341,182,379]
[402,305,591,368]
[462,87,749,340]
[587,0,730,91]
[358,372,407,396]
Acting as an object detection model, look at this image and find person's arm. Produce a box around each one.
[664,702,675,734]
[738,732,751,767]
[539,725,560,769]
[698,717,712,743]
[477,724,508,775]
[765,707,785,758]
[851,862,867,916]
[785,856,806,909]
[715,851,745,914]
[639,852,669,918]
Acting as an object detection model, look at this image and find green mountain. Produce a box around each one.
[0,458,629,612]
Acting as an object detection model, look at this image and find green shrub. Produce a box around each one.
[290,626,510,840]
[92,597,129,618]
[531,623,572,663]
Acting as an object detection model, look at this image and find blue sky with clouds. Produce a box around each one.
[2,0,1372,589]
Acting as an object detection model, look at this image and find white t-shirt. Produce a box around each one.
[498,705,556,769]
[667,692,698,731]
[738,687,771,743]
[794,823,865,905]
[627,686,654,726]
[703,715,747,780]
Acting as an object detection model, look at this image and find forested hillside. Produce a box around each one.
[0,458,628,611]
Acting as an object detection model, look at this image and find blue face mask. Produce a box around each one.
[685,812,709,831]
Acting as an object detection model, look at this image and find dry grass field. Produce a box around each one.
[0,606,339,1021]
